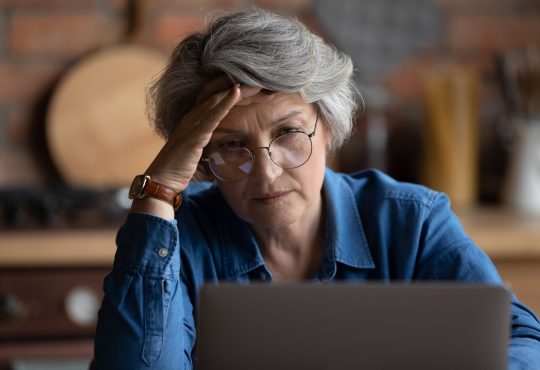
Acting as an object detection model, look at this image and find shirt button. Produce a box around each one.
[158,248,169,258]
[259,272,268,281]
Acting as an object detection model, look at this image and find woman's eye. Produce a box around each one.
[279,127,301,135]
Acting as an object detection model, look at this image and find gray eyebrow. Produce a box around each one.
[269,110,304,126]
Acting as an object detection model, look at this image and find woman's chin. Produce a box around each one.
[245,207,300,230]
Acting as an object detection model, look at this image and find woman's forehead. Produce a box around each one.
[221,92,315,128]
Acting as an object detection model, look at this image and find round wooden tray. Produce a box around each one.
[47,45,166,188]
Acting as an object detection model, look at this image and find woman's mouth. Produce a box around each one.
[252,191,292,204]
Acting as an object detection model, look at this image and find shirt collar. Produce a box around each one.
[321,168,375,275]
[215,193,266,280]
[217,168,375,280]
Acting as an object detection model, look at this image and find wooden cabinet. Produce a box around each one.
[0,232,114,368]
[457,208,540,314]
[494,261,540,314]
[0,267,109,368]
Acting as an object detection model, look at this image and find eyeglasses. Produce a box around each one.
[201,111,319,182]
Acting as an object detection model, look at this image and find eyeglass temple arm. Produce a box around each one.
[308,110,320,138]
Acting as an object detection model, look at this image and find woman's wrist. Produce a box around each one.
[144,162,191,193]
[131,197,175,221]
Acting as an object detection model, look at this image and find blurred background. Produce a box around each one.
[0,0,539,369]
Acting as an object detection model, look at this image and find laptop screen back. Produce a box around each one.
[196,283,510,370]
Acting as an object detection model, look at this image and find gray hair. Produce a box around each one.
[148,8,359,151]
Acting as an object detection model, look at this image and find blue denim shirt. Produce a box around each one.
[94,168,540,369]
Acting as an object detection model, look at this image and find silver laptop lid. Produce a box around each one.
[197,283,510,370]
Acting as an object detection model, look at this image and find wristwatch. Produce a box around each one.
[128,175,182,210]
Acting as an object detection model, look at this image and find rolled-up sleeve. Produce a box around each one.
[94,212,193,370]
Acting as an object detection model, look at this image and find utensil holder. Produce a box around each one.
[504,121,540,215]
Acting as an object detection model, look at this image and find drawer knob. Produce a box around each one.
[0,294,30,322]
[64,286,101,326]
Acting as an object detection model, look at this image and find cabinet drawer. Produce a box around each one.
[0,267,108,339]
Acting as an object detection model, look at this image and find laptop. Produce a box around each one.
[196,283,510,370]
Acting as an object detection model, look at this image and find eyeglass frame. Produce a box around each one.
[200,109,320,182]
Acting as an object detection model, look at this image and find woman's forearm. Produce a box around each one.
[94,212,191,369]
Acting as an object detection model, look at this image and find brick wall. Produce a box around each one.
[379,0,540,203]
[383,0,540,101]
[0,0,538,188]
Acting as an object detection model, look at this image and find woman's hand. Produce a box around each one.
[145,77,241,193]
[131,76,269,218]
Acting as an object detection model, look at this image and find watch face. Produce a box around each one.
[129,175,147,199]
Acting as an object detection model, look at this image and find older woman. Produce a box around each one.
[93,8,540,370]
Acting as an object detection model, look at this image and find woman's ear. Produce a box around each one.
[319,120,332,152]
[325,135,332,151]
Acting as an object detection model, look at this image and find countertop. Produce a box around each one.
[0,207,539,267]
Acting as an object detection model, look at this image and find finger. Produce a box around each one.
[238,85,261,99]
[197,85,241,132]
[197,82,264,108]
[193,82,241,114]
[194,75,233,105]
[175,84,238,142]
[233,85,264,106]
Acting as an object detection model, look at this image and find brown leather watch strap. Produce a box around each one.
[130,174,182,210]
[143,178,182,210]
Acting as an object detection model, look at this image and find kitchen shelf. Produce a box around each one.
[0,207,539,267]
[0,229,117,267]
[456,207,540,260]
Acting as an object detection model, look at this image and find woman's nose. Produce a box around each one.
[248,147,282,182]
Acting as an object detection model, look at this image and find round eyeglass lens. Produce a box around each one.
[208,147,253,181]
[269,132,312,168]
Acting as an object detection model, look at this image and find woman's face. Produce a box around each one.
[208,92,328,230]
